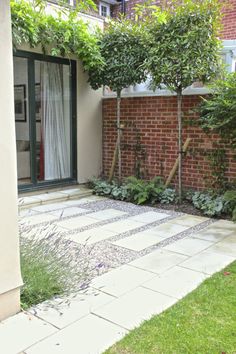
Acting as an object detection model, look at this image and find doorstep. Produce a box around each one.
[18,185,93,210]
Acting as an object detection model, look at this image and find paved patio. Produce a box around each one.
[1,191,236,354]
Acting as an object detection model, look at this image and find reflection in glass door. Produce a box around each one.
[14,57,31,186]
[13,52,76,191]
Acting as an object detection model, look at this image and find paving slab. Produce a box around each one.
[206,235,236,258]
[168,214,208,227]
[34,192,69,203]
[86,208,127,221]
[0,312,57,354]
[93,286,176,330]
[18,196,42,208]
[19,209,39,218]
[164,237,214,256]
[91,264,155,297]
[62,196,105,207]
[66,227,117,245]
[192,224,235,242]
[111,229,165,251]
[129,249,188,274]
[179,250,235,275]
[55,216,98,230]
[30,290,114,329]
[128,211,169,223]
[26,314,127,354]
[148,222,188,238]
[49,207,88,218]
[143,266,207,299]
[58,188,84,196]
[212,219,236,231]
[31,203,69,213]
[22,213,58,226]
[56,209,130,231]
[100,219,145,233]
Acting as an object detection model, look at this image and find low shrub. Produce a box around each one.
[224,190,236,221]
[191,191,226,217]
[91,177,234,220]
[125,176,165,204]
[92,179,113,196]
[91,177,175,205]
[159,188,177,204]
[20,225,91,309]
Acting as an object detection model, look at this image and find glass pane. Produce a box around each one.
[35,60,71,182]
[14,57,31,185]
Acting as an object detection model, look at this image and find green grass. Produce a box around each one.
[105,261,236,354]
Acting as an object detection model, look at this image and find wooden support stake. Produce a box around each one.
[108,124,124,183]
[165,138,191,187]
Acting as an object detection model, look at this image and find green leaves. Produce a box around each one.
[224,190,236,222]
[91,176,175,205]
[87,19,148,92]
[199,72,236,149]
[145,0,222,92]
[10,0,103,72]
[192,191,226,217]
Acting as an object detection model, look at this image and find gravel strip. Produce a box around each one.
[64,218,217,280]
[22,198,180,231]
[19,197,218,282]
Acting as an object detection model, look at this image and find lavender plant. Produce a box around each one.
[20,223,92,309]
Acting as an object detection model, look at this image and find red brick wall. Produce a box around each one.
[112,0,236,40]
[112,0,160,19]
[102,96,236,190]
[221,0,236,39]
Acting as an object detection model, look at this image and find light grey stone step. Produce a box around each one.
[18,187,93,210]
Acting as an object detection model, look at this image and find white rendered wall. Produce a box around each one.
[0,0,22,320]
[76,61,103,183]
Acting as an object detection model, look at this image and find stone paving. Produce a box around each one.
[1,191,236,354]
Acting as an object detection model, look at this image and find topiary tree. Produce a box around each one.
[146,0,222,201]
[88,19,147,182]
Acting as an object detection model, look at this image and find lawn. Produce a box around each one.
[105,261,236,354]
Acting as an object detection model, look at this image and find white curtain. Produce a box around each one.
[41,62,70,180]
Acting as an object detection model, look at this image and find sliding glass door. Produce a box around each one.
[13,51,77,191]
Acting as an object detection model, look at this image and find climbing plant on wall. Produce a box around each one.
[10,0,103,72]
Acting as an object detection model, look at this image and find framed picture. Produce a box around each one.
[14,84,26,122]
[35,83,41,122]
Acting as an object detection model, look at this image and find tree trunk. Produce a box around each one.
[116,90,121,184]
[177,89,183,203]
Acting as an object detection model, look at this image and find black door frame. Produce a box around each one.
[14,50,77,192]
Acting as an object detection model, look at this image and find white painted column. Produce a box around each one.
[0,0,22,320]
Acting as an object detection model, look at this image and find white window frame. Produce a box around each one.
[222,40,236,73]
[99,2,110,17]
